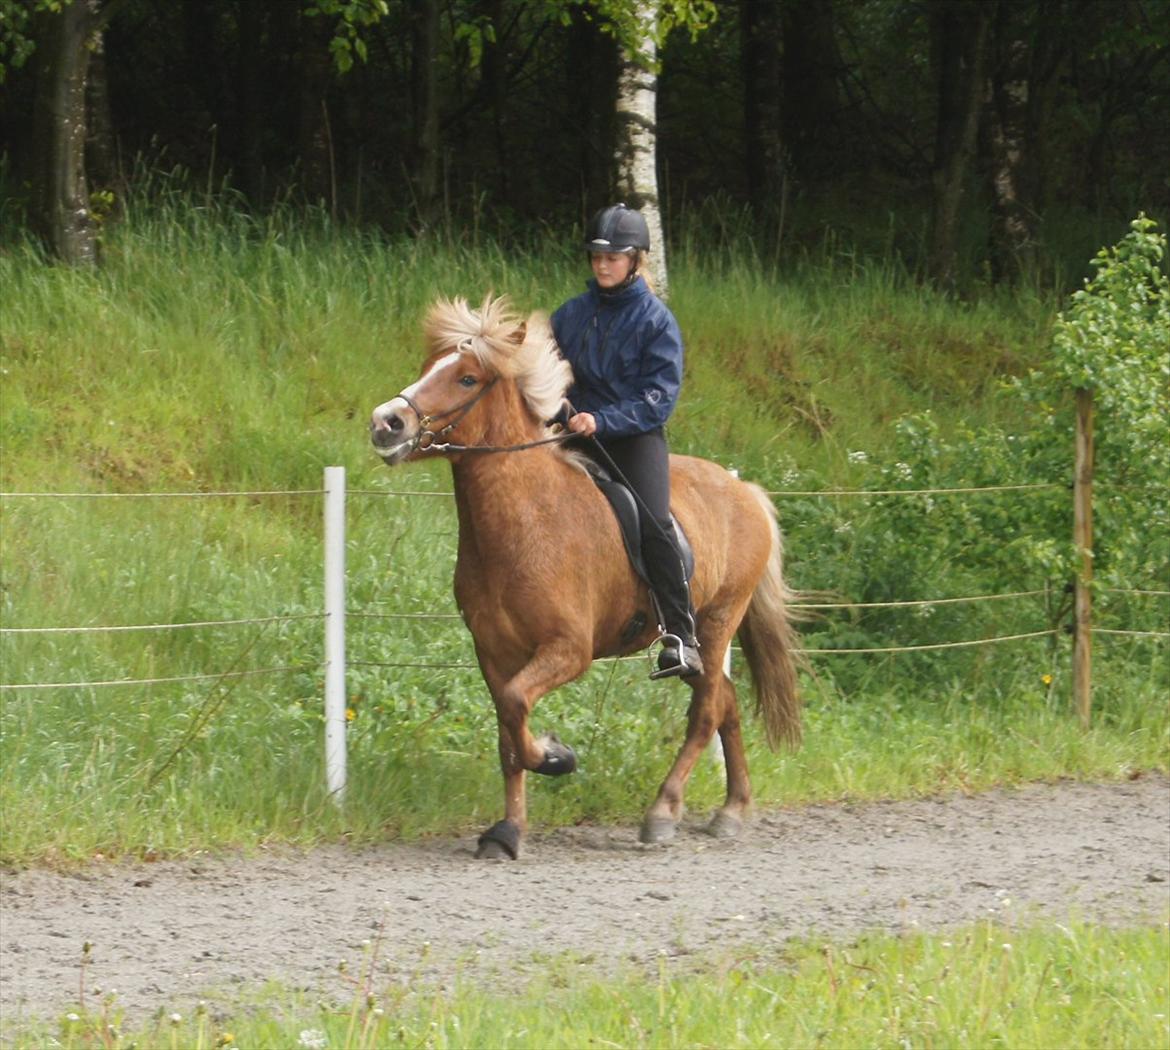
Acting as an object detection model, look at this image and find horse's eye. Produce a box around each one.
[459,375,478,388]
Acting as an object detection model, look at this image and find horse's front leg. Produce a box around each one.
[474,639,591,860]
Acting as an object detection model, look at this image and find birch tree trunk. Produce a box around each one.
[613,0,667,298]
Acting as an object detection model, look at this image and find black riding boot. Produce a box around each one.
[643,530,703,680]
[652,616,704,680]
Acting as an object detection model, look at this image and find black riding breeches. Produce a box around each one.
[579,429,695,636]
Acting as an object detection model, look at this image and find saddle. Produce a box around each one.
[589,469,695,586]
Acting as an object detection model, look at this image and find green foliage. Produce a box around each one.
[1021,214,1170,481]
[778,219,1169,684]
[579,0,718,47]
[541,0,717,71]
[304,0,390,74]
[0,0,64,83]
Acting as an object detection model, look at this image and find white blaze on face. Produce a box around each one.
[400,351,464,404]
[373,352,465,426]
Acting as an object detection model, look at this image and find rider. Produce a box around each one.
[550,203,703,680]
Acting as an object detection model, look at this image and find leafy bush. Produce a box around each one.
[787,217,1169,691]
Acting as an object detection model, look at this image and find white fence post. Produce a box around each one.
[323,466,347,804]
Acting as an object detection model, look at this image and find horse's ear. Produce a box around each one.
[507,321,527,346]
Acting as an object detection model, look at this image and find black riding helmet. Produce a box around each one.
[584,203,650,254]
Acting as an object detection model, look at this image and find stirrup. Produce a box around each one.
[650,633,703,680]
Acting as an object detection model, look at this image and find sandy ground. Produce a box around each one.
[2,776,1168,1033]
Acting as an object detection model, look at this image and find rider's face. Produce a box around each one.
[590,251,635,289]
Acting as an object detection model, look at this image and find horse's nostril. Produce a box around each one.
[389,415,404,432]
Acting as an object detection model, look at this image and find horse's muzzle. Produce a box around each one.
[370,398,416,464]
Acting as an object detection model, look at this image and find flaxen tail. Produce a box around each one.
[738,483,803,748]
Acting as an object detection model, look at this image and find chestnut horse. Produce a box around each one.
[370,295,801,859]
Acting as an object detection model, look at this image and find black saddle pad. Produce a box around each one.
[592,474,695,586]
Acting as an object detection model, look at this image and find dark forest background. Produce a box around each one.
[2,0,1168,287]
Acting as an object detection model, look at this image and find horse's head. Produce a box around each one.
[370,295,571,465]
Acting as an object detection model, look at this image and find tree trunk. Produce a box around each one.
[409,0,441,228]
[927,0,991,290]
[30,0,129,265]
[613,0,667,298]
[479,0,509,206]
[1025,1,1068,219]
[567,8,618,214]
[295,9,334,207]
[740,0,785,216]
[780,0,843,183]
[85,11,119,193]
[235,0,266,205]
[31,1,100,265]
[983,1,1036,282]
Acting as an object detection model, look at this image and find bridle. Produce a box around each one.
[397,375,573,456]
[398,375,498,451]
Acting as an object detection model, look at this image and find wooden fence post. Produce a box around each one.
[1073,388,1094,727]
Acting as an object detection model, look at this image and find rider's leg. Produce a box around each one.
[599,430,702,679]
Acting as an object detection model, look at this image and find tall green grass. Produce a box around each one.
[1,195,1165,866]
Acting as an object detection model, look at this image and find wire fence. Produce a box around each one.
[1,477,1166,693]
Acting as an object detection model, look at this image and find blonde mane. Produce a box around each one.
[424,295,572,424]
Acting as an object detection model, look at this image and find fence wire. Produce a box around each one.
[0,613,323,635]
[0,665,314,691]
[2,480,1163,691]
[0,489,324,499]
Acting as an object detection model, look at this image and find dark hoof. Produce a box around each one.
[534,732,577,777]
[475,819,520,860]
[705,811,744,839]
[639,815,677,845]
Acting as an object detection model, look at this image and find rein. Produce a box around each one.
[417,431,575,455]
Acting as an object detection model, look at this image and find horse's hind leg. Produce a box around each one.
[706,673,752,838]
[639,669,723,844]
[640,595,758,845]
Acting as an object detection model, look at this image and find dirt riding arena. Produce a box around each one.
[2,777,1168,1031]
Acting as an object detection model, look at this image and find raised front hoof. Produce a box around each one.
[639,815,677,845]
[534,732,577,777]
[705,811,744,840]
[475,819,521,860]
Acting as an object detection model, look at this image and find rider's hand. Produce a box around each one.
[567,412,598,437]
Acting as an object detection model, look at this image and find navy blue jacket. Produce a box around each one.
[551,276,684,438]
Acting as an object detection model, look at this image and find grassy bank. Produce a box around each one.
[1,198,1166,866]
[9,922,1168,1049]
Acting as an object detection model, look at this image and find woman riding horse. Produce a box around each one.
[370,295,801,859]
[552,204,701,680]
